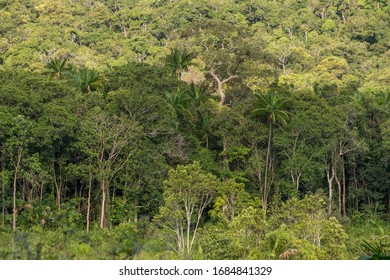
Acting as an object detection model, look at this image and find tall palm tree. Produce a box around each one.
[165,48,195,80]
[252,91,290,213]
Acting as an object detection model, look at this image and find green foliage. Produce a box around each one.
[0,0,389,260]
[154,162,220,256]
[262,195,349,259]
[359,239,390,260]
[45,57,70,80]
[197,222,245,259]
[210,179,252,222]
[252,91,290,126]
[165,48,195,80]
[68,66,105,94]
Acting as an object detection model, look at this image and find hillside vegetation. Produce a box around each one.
[0,0,389,259]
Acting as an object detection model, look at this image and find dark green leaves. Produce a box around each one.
[252,92,290,126]
[165,48,195,80]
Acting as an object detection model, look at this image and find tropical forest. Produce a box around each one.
[0,0,389,260]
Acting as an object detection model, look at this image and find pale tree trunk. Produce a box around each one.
[185,206,192,255]
[289,134,305,192]
[100,180,106,229]
[341,10,346,24]
[291,172,302,192]
[335,168,342,215]
[13,171,18,231]
[321,7,326,19]
[175,222,184,254]
[209,68,237,106]
[91,113,138,229]
[190,198,210,253]
[13,144,23,232]
[278,55,290,74]
[341,155,347,217]
[326,153,336,215]
[53,163,62,210]
[338,133,361,217]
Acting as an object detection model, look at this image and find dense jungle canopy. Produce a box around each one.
[0,0,389,260]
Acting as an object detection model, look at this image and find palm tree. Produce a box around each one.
[197,111,212,148]
[165,48,195,80]
[164,90,192,120]
[359,239,390,260]
[46,57,69,80]
[377,91,390,113]
[69,66,105,94]
[187,82,208,108]
[252,91,290,213]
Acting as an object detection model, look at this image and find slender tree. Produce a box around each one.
[252,92,290,214]
[155,162,219,256]
[80,110,140,228]
[6,115,31,231]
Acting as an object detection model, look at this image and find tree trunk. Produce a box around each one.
[86,172,92,233]
[222,136,229,181]
[53,163,61,210]
[341,155,347,217]
[209,68,237,106]
[295,173,301,191]
[263,122,272,214]
[13,170,18,231]
[100,180,106,229]
[122,26,128,37]
[278,56,287,74]
[341,10,346,24]
[326,153,336,215]
[1,163,5,226]
[335,170,342,215]
[321,7,325,19]
[210,70,224,106]
[186,211,191,255]
[134,203,139,223]
[13,144,23,232]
